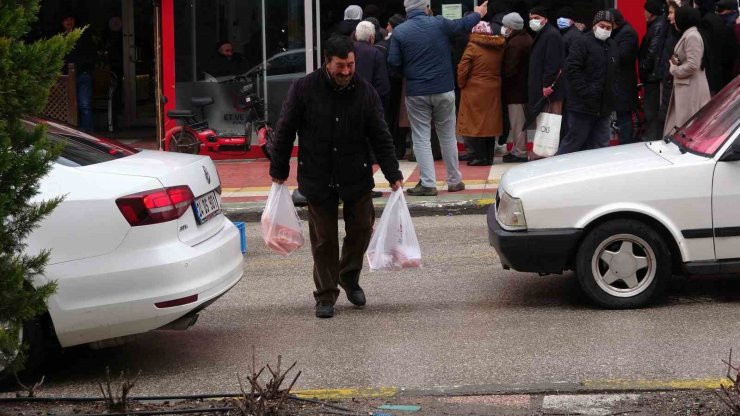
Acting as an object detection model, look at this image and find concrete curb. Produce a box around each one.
[223,198,495,223]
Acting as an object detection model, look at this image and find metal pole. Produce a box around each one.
[261,0,268,120]
[153,0,164,150]
[315,0,321,70]
[304,0,314,73]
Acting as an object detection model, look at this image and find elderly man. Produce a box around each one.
[556,10,619,155]
[500,12,533,163]
[354,21,390,108]
[388,0,488,197]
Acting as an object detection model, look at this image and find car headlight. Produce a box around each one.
[496,191,527,231]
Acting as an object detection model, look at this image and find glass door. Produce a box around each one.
[122,0,156,127]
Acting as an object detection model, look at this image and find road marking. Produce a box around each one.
[581,378,732,390]
[292,387,397,400]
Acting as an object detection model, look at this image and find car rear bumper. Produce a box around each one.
[487,207,582,274]
[46,220,244,348]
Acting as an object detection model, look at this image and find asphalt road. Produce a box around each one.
[22,215,740,396]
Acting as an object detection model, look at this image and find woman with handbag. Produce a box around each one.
[663,7,711,136]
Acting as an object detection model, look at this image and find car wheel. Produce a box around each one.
[0,318,47,385]
[576,219,671,309]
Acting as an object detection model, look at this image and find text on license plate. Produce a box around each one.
[193,190,222,224]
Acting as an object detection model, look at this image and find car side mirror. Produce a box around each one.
[720,141,740,162]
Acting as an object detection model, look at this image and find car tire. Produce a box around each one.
[576,219,671,309]
[0,318,48,386]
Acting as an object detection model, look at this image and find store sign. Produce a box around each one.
[442,4,462,19]
[174,81,252,137]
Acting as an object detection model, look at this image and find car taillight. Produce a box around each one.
[116,185,194,226]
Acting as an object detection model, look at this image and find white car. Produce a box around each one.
[488,76,740,309]
[2,119,244,376]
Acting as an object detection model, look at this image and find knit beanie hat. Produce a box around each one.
[404,0,428,13]
[502,12,524,30]
[388,14,405,28]
[556,7,576,20]
[529,6,548,18]
[716,0,738,11]
[592,10,615,25]
[609,8,625,26]
[644,0,664,16]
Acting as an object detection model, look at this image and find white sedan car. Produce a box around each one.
[2,119,244,376]
[488,76,740,309]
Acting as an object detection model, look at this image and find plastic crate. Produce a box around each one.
[233,221,247,254]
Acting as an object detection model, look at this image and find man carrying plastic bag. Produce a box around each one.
[261,182,304,256]
[367,189,422,270]
[269,35,403,319]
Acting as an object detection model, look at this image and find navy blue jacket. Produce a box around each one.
[353,41,390,108]
[388,9,481,96]
[565,32,619,117]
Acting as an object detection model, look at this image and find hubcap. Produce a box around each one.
[591,234,656,298]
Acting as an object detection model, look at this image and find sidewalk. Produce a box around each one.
[216,157,518,222]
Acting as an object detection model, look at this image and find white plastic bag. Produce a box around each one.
[366,190,422,271]
[261,183,304,256]
[533,112,562,157]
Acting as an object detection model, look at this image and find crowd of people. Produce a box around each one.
[268,0,740,318]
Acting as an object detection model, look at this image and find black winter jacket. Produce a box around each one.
[565,32,619,117]
[528,23,566,110]
[353,41,390,108]
[639,15,668,83]
[612,23,639,112]
[269,69,402,202]
[561,25,583,58]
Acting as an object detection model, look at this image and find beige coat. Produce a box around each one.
[456,33,505,138]
[663,27,711,136]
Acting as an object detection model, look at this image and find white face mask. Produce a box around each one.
[501,26,510,36]
[529,19,545,32]
[594,26,612,40]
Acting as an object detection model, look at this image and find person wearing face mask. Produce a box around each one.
[527,7,566,135]
[557,7,582,58]
[663,7,711,136]
[500,12,533,163]
[608,9,640,145]
[555,10,619,155]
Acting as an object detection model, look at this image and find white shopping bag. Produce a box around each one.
[366,189,422,271]
[261,183,304,256]
[533,112,562,157]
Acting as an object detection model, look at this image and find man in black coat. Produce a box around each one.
[556,10,619,155]
[353,21,391,108]
[528,7,566,124]
[638,0,668,141]
[609,9,639,144]
[270,35,403,319]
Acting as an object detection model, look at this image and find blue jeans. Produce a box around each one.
[405,91,462,188]
[555,111,611,155]
[77,72,93,132]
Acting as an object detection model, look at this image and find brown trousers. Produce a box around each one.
[307,191,375,304]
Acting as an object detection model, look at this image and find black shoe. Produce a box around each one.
[345,286,366,307]
[467,159,492,166]
[292,189,308,206]
[502,154,528,163]
[315,301,334,318]
[406,182,438,196]
[371,190,383,198]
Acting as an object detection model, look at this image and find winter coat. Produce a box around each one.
[388,9,481,96]
[269,69,402,202]
[639,15,669,83]
[612,23,639,112]
[664,27,711,136]
[353,41,391,108]
[702,12,737,92]
[456,33,506,137]
[561,25,582,58]
[502,29,533,105]
[335,19,360,37]
[565,32,619,117]
[528,23,566,110]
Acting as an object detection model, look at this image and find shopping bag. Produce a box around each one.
[366,190,422,271]
[532,112,562,157]
[261,183,304,256]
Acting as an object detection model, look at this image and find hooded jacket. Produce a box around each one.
[388,8,481,96]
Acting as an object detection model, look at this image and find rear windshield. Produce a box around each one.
[49,133,135,167]
[671,76,740,156]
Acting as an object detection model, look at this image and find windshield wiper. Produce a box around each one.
[664,126,688,154]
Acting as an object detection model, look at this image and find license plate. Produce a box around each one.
[192,190,222,224]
